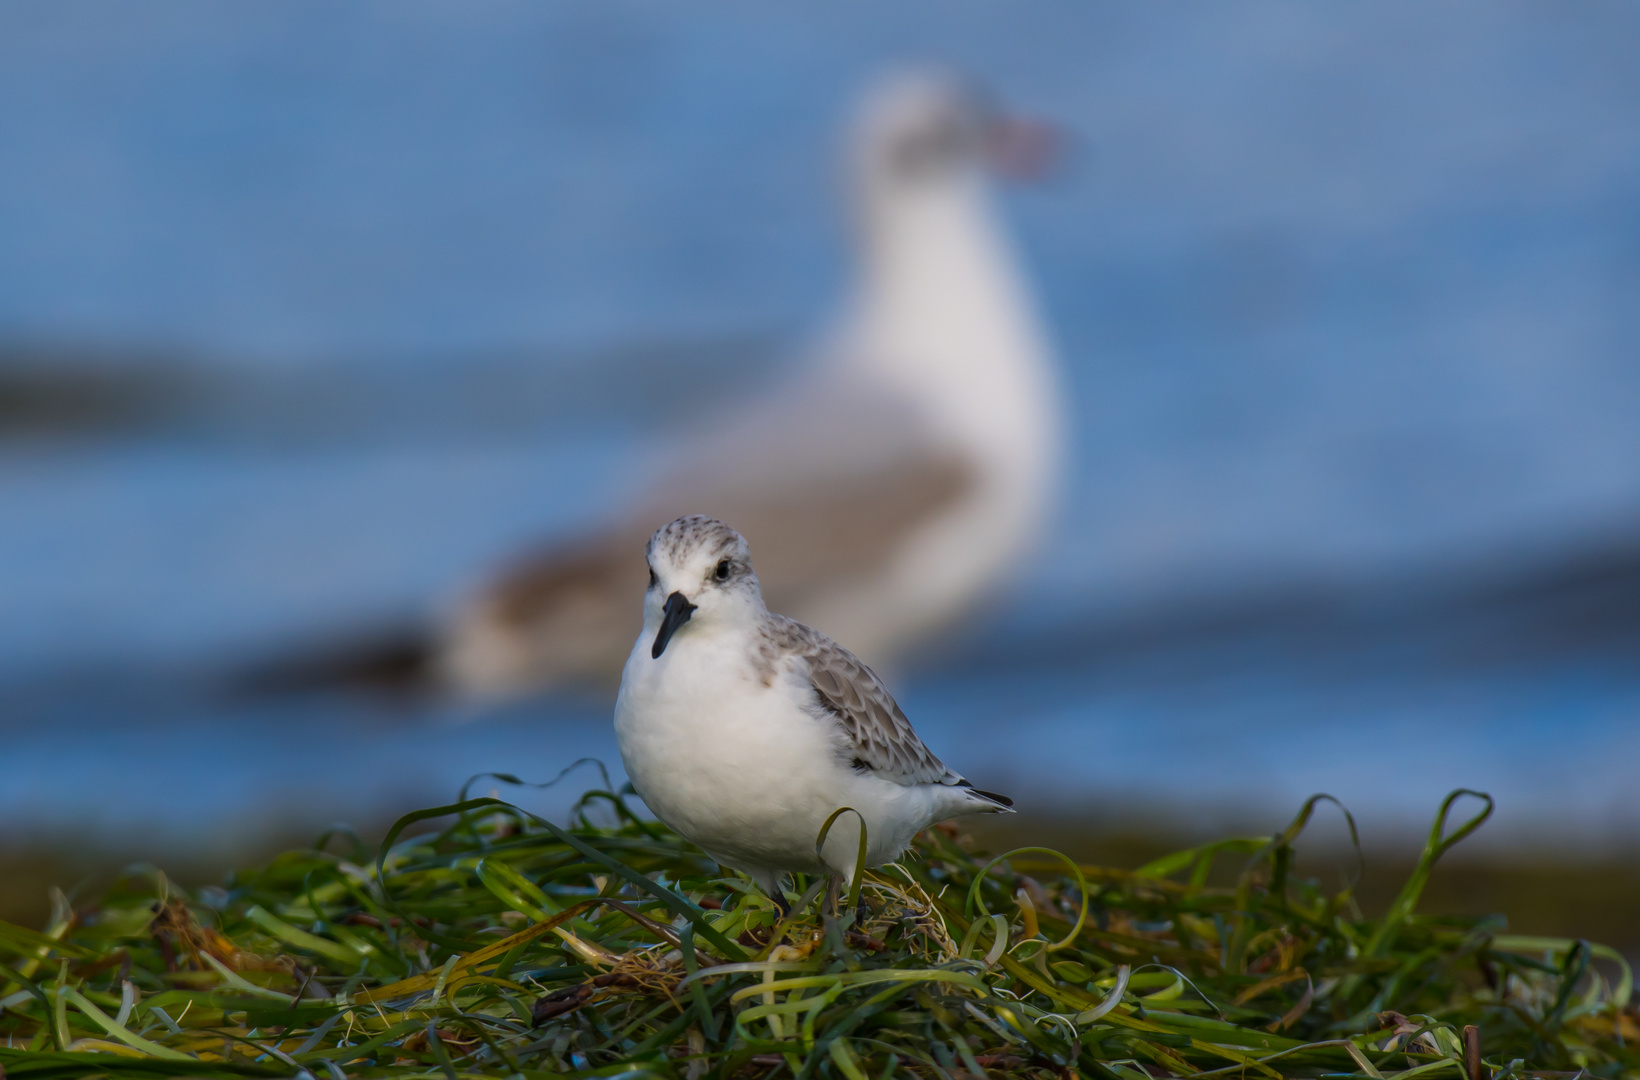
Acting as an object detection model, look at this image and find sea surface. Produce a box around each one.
[2,2,1639,857]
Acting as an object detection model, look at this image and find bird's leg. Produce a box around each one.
[751,869,791,919]
[822,874,841,920]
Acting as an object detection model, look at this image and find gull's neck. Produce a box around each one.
[833,172,1059,473]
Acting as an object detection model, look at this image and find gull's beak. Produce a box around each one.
[986,115,1062,181]
[651,591,697,659]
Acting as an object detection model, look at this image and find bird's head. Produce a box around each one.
[849,69,1059,205]
[643,516,764,659]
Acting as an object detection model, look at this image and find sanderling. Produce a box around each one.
[613,515,1013,903]
[415,69,1064,697]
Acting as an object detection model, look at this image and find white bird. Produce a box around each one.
[432,71,1062,698]
[615,515,1013,902]
[257,70,1061,700]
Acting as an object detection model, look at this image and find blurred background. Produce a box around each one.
[3,3,1639,947]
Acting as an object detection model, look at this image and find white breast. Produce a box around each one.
[613,622,946,876]
[805,173,1062,658]
[615,625,835,870]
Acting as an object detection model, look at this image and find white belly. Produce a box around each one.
[613,629,937,876]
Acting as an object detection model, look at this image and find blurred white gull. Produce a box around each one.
[435,70,1064,697]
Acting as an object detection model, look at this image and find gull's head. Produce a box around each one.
[849,69,1057,209]
[643,515,763,659]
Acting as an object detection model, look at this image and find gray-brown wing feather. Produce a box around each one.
[777,618,963,788]
[442,432,973,693]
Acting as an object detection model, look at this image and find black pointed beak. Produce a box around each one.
[651,591,697,659]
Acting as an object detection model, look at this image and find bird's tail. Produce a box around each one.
[960,783,1015,813]
[227,623,439,699]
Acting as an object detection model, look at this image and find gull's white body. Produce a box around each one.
[789,170,1058,667]
[437,71,1062,695]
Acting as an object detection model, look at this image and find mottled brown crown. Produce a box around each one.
[645,515,752,567]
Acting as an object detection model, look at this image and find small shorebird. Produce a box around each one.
[614,515,1013,902]
[432,69,1063,697]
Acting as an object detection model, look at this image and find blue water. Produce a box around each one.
[3,2,1640,855]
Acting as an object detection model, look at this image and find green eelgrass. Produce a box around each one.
[1,783,1634,1080]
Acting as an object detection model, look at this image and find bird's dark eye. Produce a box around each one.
[714,559,731,581]
[648,566,659,589]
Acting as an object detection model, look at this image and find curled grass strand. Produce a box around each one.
[0,786,1632,1080]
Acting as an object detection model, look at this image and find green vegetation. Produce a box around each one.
[1,783,1633,1079]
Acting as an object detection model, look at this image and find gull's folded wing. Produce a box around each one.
[439,386,976,695]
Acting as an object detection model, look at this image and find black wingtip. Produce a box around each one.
[971,788,1014,810]
[226,626,437,699]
